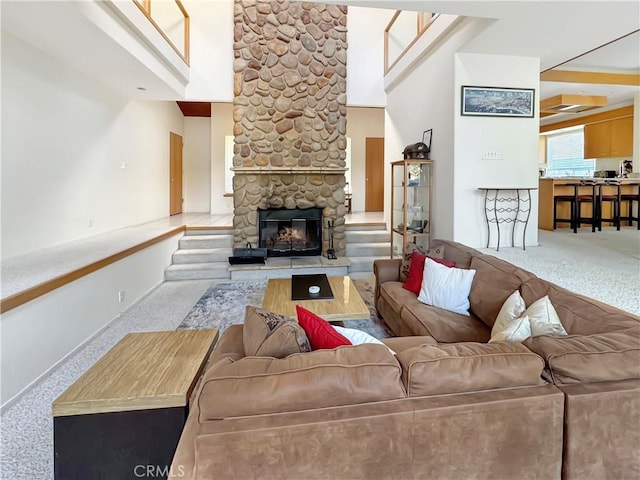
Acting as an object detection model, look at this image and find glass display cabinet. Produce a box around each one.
[391,159,433,259]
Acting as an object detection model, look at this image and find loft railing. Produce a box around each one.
[133,0,190,65]
[385,11,440,74]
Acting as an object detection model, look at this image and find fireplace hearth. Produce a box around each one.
[258,207,323,257]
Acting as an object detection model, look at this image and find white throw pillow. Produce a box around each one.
[490,315,531,343]
[527,295,568,337]
[489,290,529,343]
[417,258,476,316]
[332,325,395,354]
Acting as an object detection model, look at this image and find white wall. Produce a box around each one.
[210,102,234,214]
[0,233,182,407]
[183,117,211,212]
[384,18,540,248]
[347,7,391,107]
[453,52,540,248]
[346,107,385,212]
[384,19,486,241]
[184,0,234,101]
[1,32,184,258]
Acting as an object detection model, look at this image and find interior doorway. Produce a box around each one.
[365,137,384,212]
[169,132,183,216]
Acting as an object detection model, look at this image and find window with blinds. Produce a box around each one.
[546,127,595,177]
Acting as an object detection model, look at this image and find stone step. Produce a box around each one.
[172,248,232,264]
[345,223,386,231]
[165,263,230,281]
[347,256,388,273]
[346,230,390,244]
[228,256,350,281]
[179,234,233,249]
[346,242,390,257]
[185,228,234,236]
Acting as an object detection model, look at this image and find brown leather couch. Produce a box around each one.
[374,239,640,479]
[171,324,564,479]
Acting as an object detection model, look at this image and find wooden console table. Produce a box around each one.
[478,187,537,251]
[53,328,218,480]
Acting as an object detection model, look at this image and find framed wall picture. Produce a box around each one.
[461,86,535,118]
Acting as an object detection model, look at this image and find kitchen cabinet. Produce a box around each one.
[390,159,432,259]
[610,116,633,157]
[584,116,633,159]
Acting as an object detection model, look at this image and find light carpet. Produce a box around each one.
[177,278,394,339]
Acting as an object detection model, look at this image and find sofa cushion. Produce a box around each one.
[418,258,476,316]
[381,336,437,353]
[396,342,545,397]
[296,305,351,350]
[380,281,421,314]
[243,306,311,358]
[523,333,640,385]
[430,239,477,269]
[469,255,535,328]
[520,278,640,335]
[197,344,406,420]
[210,324,246,365]
[399,243,444,282]
[401,302,491,343]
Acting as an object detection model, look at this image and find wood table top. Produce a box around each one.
[52,329,218,417]
[262,276,370,322]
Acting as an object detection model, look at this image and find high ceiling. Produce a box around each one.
[325,0,640,126]
[2,0,638,122]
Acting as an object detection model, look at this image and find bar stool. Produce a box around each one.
[553,184,577,232]
[575,180,598,233]
[619,182,640,229]
[598,180,621,230]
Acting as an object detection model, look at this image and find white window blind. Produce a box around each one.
[546,128,595,177]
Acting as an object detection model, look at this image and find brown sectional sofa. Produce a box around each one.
[169,238,638,480]
[171,324,563,479]
[375,239,640,479]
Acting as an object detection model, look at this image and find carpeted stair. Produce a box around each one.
[345,224,390,273]
[164,223,390,280]
[164,230,233,281]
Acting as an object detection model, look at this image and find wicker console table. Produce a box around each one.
[478,187,537,251]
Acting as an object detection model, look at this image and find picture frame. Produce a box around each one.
[461,86,535,118]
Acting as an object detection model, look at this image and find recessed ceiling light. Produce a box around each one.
[137,87,147,91]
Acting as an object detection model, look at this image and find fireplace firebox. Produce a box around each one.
[258,207,323,257]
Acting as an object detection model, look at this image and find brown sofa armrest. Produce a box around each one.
[374,258,402,303]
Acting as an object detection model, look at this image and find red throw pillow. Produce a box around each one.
[403,252,456,294]
[295,305,352,350]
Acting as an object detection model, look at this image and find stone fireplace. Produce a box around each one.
[231,0,348,257]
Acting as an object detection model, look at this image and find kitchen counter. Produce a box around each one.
[538,178,640,230]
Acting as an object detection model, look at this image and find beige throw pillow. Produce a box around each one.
[490,292,567,342]
[490,290,530,343]
[527,295,568,337]
[399,243,445,282]
[243,306,311,358]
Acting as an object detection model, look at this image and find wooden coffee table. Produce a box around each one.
[262,276,369,322]
[53,328,218,479]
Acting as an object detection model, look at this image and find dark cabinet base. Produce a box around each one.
[54,407,186,480]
